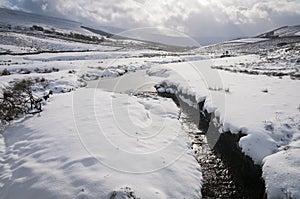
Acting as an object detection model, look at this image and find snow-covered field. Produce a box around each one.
[150,55,300,198]
[1,7,300,199]
[2,48,299,198]
[0,89,202,199]
[0,33,204,199]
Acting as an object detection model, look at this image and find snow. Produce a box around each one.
[257,25,300,38]
[1,42,299,198]
[263,149,300,199]
[0,49,207,95]
[225,38,269,44]
[0,89,202,199]
[0,41,206,197]
[0,32,120,53]
[1,7,300,198]
[148,55,300,198]
[0,7,94,36]
[157,87,166,93]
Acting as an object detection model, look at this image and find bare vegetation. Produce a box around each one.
[0,79,49,122]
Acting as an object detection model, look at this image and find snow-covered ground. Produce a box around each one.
[0,49,203,92]
[0,32,120,53]
[149,55,300,198]
[0,39,204,199]
[1,7,300,199]
[0,88,202,199]
[2,44,299,198]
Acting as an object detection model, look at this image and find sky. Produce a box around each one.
[1,0,300,45]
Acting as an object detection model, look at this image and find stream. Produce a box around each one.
[88,69,265,198]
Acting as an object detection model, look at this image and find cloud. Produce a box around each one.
[4,0,300,44]
[0,0,12,8]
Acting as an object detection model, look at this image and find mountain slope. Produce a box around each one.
[256,25,300,38]
[0,7,89,34]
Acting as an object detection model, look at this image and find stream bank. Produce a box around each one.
[88,69,266,198]
[156,84,266,198]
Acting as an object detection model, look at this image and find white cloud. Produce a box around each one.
[4,0,300,44]
[0,0,12,8]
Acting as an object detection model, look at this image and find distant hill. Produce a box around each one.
[0,7,198,47]
[0,7,86,34]
[0,7,132,38]
[256,25,300,38]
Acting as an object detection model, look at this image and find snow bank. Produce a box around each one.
[0,88,202,199]
[263,148,300,199]
[148,55,300,198]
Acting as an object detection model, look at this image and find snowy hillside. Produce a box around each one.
[195,26,300,81]
[0,8,190,55]
[0,7,92,35]
[257,25,300,38]
[0,8,122,54]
